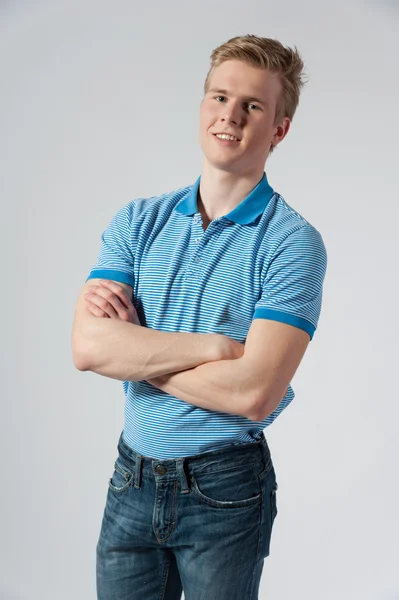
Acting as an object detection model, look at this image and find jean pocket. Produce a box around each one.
[108,456,134,494]
[190,465,262,509]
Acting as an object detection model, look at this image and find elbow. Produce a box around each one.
[248,387,287,421]
[71,335,95,371]
[246,391,273,422]
[71,315,107,372]
[72,347,92,371]
[73,353,91,371]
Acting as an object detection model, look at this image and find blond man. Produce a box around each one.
[72,34,327,600]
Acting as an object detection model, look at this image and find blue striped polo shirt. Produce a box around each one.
[86,172,327,459]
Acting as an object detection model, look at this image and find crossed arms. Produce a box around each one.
[71,278,310,422]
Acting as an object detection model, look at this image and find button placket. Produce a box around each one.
[191,227,203,266]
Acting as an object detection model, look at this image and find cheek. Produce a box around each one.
[249,123,271,149]
[199,114,213,145]
[200,104,218,129]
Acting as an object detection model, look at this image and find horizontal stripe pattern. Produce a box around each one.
[86,175,327,459]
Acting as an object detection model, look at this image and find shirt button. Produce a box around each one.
[195,238,201,244]
[155,465,167,475]
[195,257,201,262]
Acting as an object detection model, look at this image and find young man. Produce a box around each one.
[72,34,327,600]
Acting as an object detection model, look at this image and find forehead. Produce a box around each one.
[207,59,281,103]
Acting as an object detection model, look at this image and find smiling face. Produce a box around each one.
[200,59,290,176]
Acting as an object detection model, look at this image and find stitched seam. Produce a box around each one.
[190,476,262,508]
[244,474,264,598]
[190,457,264,477]
[159,556,171,600]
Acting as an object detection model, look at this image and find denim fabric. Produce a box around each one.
[96,430,278,600]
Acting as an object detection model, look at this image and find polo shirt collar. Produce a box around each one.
[175,172,275,225]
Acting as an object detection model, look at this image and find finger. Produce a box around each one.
[84,291,119,318]
[91,284,132,319]
[98,280,133,309]
[95,288,128,319]
[87,289,131,322]
[86,301,109,318]
[87,291,134,323]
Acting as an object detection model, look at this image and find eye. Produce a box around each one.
[248,103,260,111]
[214,95,226,102]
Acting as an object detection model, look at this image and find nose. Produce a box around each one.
[220,102,242,126]
[221,114,238,125]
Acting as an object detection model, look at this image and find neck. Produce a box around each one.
[198,159,265,222]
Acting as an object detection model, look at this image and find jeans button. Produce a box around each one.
[155,465,167,475]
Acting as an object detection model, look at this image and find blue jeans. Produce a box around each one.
[96,430,278,600]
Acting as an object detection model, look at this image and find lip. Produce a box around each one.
[212,132,241,142]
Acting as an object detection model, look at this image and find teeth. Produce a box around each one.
[216,133,239,141]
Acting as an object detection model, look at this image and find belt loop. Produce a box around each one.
[261,435,270,466]
[134,454,143,489]
[176,458,190,494]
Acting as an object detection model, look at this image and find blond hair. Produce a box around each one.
[204,34,307,154]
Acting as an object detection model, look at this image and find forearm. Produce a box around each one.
[147,357,259,421]
[73,317,220,381]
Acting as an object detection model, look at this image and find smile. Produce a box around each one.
[213,133,240,142]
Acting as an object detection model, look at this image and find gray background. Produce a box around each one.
[1,0,398,598]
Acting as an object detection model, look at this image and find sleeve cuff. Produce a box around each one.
[85,269,135,288]
[252,308,316,340]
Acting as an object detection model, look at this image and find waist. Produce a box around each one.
[117,428,271,479]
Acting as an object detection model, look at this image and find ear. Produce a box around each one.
[272,116,291,148]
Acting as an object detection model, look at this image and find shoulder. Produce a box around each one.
[130,183,193,219]
[262,192,327,257]
[105,182,194,234]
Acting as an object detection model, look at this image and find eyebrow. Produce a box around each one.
[207,88,267,106]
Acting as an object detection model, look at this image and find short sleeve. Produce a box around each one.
[85,201,135,287]
[252,225,328,340]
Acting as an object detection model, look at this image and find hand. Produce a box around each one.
[84,280,141,325]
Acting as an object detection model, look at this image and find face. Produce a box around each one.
[200,59,290,176]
